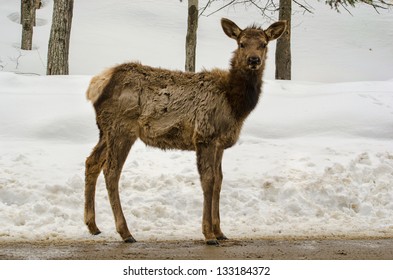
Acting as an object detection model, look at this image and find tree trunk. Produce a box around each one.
[21,0,34,50]
[275,0,291,80]
[32,0,41,26]
[47,0,74,75]
[185,0,198,72]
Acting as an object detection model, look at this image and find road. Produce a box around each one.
[1,237,393,260]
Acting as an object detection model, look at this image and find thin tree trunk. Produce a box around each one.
[21,0,34,50]
[47,0,74,75]
[275,0,291,80]
[185,0,198,72]
[32,0,41,26]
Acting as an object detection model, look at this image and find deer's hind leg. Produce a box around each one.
[103,129,137,243]
[85,135,107,235]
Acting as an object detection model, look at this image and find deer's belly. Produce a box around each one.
[138,118,196,151]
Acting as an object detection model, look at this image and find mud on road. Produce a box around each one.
[1,237,393,260]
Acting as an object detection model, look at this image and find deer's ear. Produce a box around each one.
[221,18,242,40]
[265,21,287,41]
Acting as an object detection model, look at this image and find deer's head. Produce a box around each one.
[221,18,287,71]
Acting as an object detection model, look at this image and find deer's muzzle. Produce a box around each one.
[247,56,261,70]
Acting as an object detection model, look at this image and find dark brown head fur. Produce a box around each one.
[221,18,287,119]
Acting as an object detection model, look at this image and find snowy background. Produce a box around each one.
[0,0,392,242]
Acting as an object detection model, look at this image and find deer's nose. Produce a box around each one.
[248,56,261,65]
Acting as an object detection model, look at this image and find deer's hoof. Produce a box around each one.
[216,235,228,241]
[206,239,220,246]
[87,223,101,236]
[124,236,137,243]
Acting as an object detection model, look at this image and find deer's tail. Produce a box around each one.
[86,68,114,104]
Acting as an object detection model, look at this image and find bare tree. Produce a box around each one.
[47,0,74,75]
[275,0,291,80]
[185,0,199,72]
[21,0,34,50]
[326,0,392,13]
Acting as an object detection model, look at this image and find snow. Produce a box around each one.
[0,0,393,242]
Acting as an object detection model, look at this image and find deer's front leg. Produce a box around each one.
[212,148,227,241]
[197,143,225,245]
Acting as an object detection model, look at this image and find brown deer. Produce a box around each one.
[84,18,286,245]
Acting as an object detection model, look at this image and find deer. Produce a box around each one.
[84,18,286,245]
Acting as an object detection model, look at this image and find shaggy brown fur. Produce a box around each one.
[84,18,286,245]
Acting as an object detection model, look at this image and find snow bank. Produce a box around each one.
[0,73,392,242]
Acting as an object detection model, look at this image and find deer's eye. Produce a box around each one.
[239,42,245,49]
[259,43,266,49]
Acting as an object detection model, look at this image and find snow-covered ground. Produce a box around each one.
[0,0,392,242]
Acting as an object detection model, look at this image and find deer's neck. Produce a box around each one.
[226,67,263,121]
